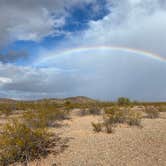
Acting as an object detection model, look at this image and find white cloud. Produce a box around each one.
[68,0,166,58]
[0,77,12,84]
[0,0,96,46]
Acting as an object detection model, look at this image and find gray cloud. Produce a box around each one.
[0,0,95,46]
[68,0,166,58]
[0,0,166,101]
[0,50,28,63]
[0,50,166,101]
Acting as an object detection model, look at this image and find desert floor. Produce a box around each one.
[25,110,166,166]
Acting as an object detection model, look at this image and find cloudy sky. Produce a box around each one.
[0,0,166,101]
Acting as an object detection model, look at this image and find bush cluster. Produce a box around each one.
[158,105,166,112]
[0,103,14,116]
[145,106,159,118]
[117,97,131,106]
[92,106,142,133]
[23,109,67,129]
[0,120,50,165]
[79,107,101,116]
[0,101,69,165]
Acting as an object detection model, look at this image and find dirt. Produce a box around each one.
[27,110,166,166]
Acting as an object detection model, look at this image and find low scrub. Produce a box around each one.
[79,107,101,116]
[0,104,13,116]
[126,110,142,126]
[105,107,142,126]
[23,109,67,129]
[117,97,131,106]
[92,106,142,134]
[91,122,102,132]
[104,106,127,124]
[0,120,50,165]
[145,106,159,118]
[158,105,166,112]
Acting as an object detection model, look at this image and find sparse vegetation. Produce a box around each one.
[158,105,166,112]
[79,106,101,116]
[0,100,70,165]
[0,120,50,165]
[145,106,159,118]
[23,108,67,129]
[0,98,166,164]
[92,106,142,134]
[117,97,131,106]
[126,110,142,126]
[0,103,14,116]
[91,122,102,132]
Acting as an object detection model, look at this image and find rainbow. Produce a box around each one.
[38,46,166,64]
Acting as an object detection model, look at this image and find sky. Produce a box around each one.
[0,0,166,101]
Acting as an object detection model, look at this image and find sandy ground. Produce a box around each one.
[26,110,166,166]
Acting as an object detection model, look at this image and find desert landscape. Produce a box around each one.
[0,97,165,166]
[0,0,166,166]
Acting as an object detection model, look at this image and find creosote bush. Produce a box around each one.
[126,110,142,126]
[23,108,68,129]
[91,122,102,132]
[92,106,142,134]
[158,105,166,112]
[0,120,50,165]
[0,104,13,116]
[145,106,159,118]
[117,97,131,106]
[105,107,142,126]
[0,101,69,165]
[79,107,101,116]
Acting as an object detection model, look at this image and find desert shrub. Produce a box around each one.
[126,111,142,126]
[145,106,159,118]
[158,105,166,112]
[104,107,142,127]
[0,120,50,165]
[102,116,114,133]
[78,109,88,116]
[117,97,131,106]
[23,109,67,129]
[0,104,13,116]
[91,122,102,132]
[104,107,127,124]
[88,107,101,115]
[104,122,114,133]
[79,107,101,116]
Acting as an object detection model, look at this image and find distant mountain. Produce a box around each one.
[0,98,16,103]
[0,96,98,104]
[39,96,98,104]
[64,96,97,103]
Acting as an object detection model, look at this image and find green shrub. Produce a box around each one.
[0,120,50,165]
[158,105,166,112]
[117,97,131,105]
[104,107,127,124]
[105,122,114,133]
[79,107,100,116]
[145,106,159,118]
[126,111,142,126]
[91,122,102,132]
[23,109,67,129]
[0,104,13,116]
[88,107,101,115]
[103,106,142,132]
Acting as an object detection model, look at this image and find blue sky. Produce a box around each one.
[0,0,166,101]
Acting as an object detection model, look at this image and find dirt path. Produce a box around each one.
[30,111,166,166]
